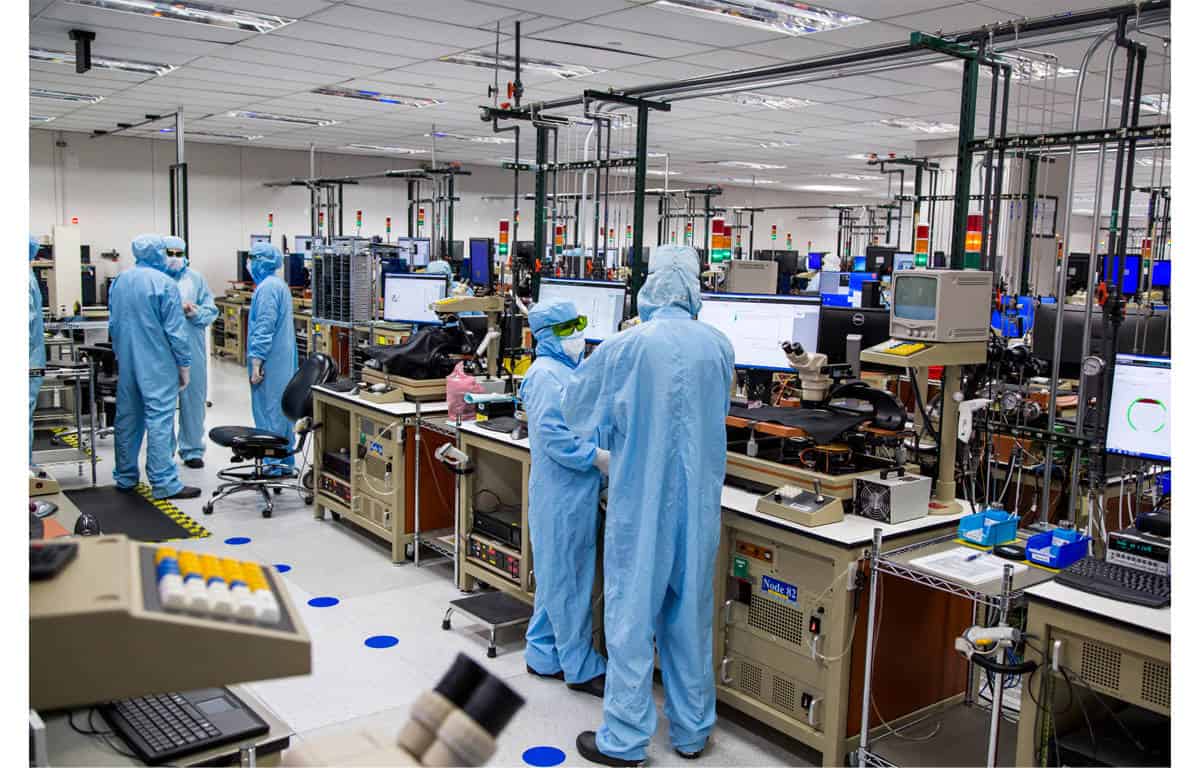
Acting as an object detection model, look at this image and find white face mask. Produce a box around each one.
[561,333,586,364]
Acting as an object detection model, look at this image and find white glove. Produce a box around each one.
[178,367,190,390]
[593,448,610,476]
[250,359,264,385]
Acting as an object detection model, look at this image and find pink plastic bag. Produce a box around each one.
[446,362,483,420]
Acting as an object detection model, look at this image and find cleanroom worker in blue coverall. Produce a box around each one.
[109,234,199,499]
[29,235,45,464]
[164,236,218,468]
[521,299,607,698]
[563,244,735,766]
[246,241,297,474]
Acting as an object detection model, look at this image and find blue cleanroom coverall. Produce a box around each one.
[164,238,218,462]
[246,242,297,472]
[29,235,45,463]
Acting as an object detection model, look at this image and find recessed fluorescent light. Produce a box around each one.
[653,0,868,36]
[714,92,815,110]
[934,60,1077,81]
[1113,93,1169,115]
[347,144,428,154]
[66,0,294,34]
[30,115,56,123]
[879,118,957,134]
[312,86,442,108]
[614,168,680,177]
[226,110,337,126]
[847,152,877,160]
[157,126,261,140]
[711,160,786,170]
[796,184,864,192]
[440,51,601,79]
[725,177,779,185]
[1135,156,1169,167]
[30,48,176,76]
[828,173,880,181]
[426,131,513,144]
[31,87,103,104]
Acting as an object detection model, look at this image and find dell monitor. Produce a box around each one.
[817,307,891,365]
[468,238,493,288]
[381,273,448,325]
[698,294,821,371]
[1105,353,1170,461]
[535,278,626,342]
[889,269,992,342]
[395,237,431,268]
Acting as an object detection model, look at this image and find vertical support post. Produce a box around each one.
[952,56,980,269]
[1021,156,1039,295]
[447,173,456,257]
[748,208,756,257]
[407,180,416,237]
[703,192,713,260]
[533,125,549,296]
[911,167,924,252]
[168,108,188,244]
[630,103,650,316]
[858,528,883,761]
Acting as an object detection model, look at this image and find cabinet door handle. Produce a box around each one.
[720,656,733,685]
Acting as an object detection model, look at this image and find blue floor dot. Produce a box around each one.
[364,635,399,649]
[274,563,292,573]
[523,746,566,767]
[308,596,339,608]
[224,536,251,545]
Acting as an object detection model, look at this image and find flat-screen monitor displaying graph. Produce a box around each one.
[1106,353,1170,461]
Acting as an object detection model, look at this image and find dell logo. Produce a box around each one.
[851,313,866,327]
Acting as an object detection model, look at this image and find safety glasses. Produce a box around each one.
[550,316,588,337]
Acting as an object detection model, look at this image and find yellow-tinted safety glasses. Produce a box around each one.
[551,316,588,337]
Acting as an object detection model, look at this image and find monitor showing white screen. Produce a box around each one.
[382,273,447,324]
[699,294,821,370]
[395,237,431,268]
[293,235,313,253]
[894,253,916,271]
[1106,354,1170,461]
[536,278,626,342]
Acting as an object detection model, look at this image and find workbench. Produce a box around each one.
[452,419,974,766]
[212,299,247,365]
[1014,580,1170,766]
[310,386,453,563]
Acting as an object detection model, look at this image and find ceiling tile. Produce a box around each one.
[530,23,709,60]
[588,5,784,47]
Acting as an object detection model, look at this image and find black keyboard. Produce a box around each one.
[30,542,76,579]
[477,416,524,436]
[100,688,268,765]
[1055,556,1170,608]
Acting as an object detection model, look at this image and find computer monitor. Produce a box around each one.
[293,235,313,253]
[285,252,309,289]
[468,238,493,288]
[381,273,448,325]
[1151,260,1170,288]
[890,269,992,342]
[394,237,431,268]
[894,253,916,271]
[817,307,891,364]
[1101,254,1142,295]
[236,250,251,283]
[865,246,896,275]
[250,234,271,248]
[535,278,626,342]
[1066,253,1091,294]
[773,251,800,273]
[1105,353,1170,461]
[819,271,849,296]
[446,240,464,262]
[807,252,825,270]
[698,294,821,371]
[852,255,867,272]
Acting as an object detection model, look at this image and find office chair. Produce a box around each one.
[204,353,337,518]
[79,343,117,440]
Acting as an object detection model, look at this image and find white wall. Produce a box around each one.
[31,129,877,291]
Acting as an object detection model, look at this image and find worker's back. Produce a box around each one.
[109,264,187,390]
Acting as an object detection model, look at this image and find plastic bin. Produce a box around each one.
[957,509,1018,547]
[1024,529,1089,570]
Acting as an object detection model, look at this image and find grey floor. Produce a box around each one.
[54,357,810,767]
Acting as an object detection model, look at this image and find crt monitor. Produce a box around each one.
[468,238,493,287]
[1105,353,1170,461]
[382,273,448,325]
[889,269,992,343]
[817,307,890,364]
[698,294,821,371]
[394,237,431,268]
[535,278,626,342]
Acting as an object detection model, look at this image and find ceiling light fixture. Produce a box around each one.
[879,118,958,134]
[934,59,1077,81]
[30,48,176,76]
[31,87,103,103]
[714,92,815,110]
[65,0,294,34]
[157,126,261,140]
[652,0,868,37]
[711,160,786,170]
[846,152,878,160]
[226,110,337,126]
[614,168,680,177]
[828,173,880,181]
[440,51,602,79]
[725,177,778,185]
[312,86,442,108]
[1113,93,1169,115]
[796,184,864,192]
[426,131,513,144]
[346,144,428,154]
[30,115,56,123]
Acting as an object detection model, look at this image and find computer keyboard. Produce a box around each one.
[1054,556,1170,608]
[29,542,76,580]
[100,688,268,765]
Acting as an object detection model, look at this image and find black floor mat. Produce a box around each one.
[63,485,210,542]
